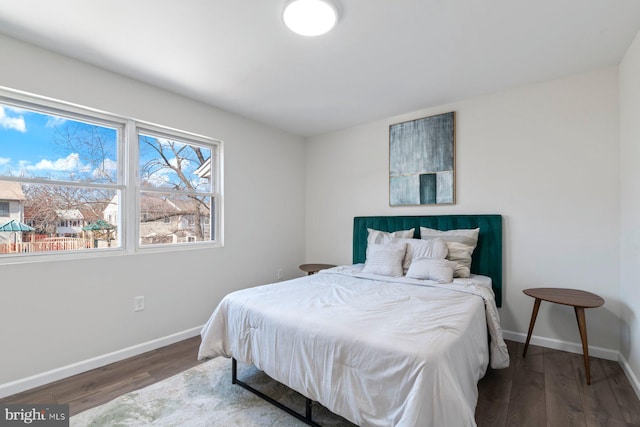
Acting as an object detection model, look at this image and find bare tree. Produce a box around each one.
[23,184,112,235]
[52,122,117,183]
[16,122,119,237]
[19,123,210,244]
[139,137,210,240]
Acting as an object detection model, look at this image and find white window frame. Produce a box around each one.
[0,87,223,263]
[134,123,222,252]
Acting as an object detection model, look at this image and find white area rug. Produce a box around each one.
[71,357,356,426]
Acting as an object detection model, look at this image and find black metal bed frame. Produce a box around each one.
[231,358,321,427]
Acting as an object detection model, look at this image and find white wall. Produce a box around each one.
[2,28,636,396]
[620,30,640,386]
[0,35,306,388]
[306,68,622,355]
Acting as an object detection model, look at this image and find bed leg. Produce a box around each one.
[231,359,320,426]
[306,398,312,420]
[231,357,237,385]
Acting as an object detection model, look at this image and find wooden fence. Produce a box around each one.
[0,237,92,254]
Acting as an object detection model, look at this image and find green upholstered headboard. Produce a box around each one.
[353,215,503,307]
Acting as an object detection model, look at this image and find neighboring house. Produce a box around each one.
[194,158,211,180]
[105,194,210,245]
[103,198,118,229]
[55,209,86,237]
[0,181,26,244]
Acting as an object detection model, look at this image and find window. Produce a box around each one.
[0,98,121,255]
[0,90,222,258]
[137,128,218,247]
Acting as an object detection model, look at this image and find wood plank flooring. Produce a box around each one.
[476,340,640,427]
[2,338,640,426]
[0,336,203,416]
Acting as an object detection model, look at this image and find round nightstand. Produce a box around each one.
[299,263,336,275]
[523,287,604,385]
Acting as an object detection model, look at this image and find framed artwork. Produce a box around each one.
[389,111,455,206]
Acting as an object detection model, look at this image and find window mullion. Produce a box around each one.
[125,120,138,252]
[0,86,221,262]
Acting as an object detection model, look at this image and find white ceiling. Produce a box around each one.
[1,0,640,137]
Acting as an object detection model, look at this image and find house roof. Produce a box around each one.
[194,158,211,180]
[107,193,209,223]
[55,209,84,220]
[0,219,34,232]
[0,1,639,137]
[0,181,25,201]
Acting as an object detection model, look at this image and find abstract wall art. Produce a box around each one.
[389,111,455,206]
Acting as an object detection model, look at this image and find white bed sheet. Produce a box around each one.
[198,266,509,427]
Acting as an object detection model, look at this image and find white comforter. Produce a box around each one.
[198,265,509,427]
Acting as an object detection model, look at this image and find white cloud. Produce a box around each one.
[145,169,172,187]
[169,157,191,169]
[91,158,117,179]
[0,157,10,166]
[102,158,117,171]
[0,106,27,133]
[25,153,82,171]
[45,116,67,128]
[4,106,29,114]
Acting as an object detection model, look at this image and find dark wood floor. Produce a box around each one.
[0,336,203,416]
[2,338,640,425]
[477,340,640,427]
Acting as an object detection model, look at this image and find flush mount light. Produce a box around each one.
[283,0,338,36]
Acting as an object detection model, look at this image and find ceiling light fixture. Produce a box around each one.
[283,0,338,37]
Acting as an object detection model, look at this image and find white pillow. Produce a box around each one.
[394,237,449,273]
[419,227,479,278]
[366,228,414,258]
[406,258,456,283]
[362,242,407,277]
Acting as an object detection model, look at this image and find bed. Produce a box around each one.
[198,215,509,427]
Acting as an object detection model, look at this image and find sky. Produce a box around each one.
[0,104,212,190]
[0,104,118,183]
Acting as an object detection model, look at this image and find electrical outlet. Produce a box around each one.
[134,296,145,312]
[277,269,284,280]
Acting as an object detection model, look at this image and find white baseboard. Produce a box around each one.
[0,326,203,399]
[502,330,619,361]
[503,329,640,400]
[4,327,639,403]
[619,353,640,400]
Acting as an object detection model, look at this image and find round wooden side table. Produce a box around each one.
[523,287,604,385]
[299,263,336,275]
